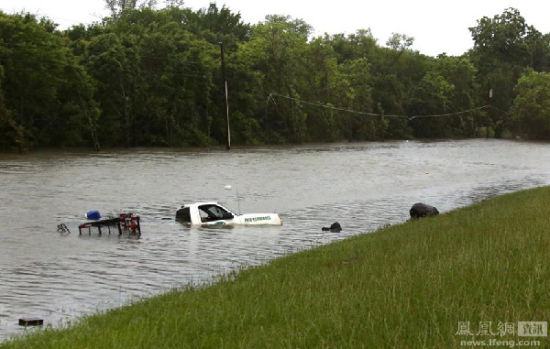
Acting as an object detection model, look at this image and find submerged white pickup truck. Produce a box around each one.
[175,202,283,226]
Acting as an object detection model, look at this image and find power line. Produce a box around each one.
[268,92,489,121]
[408,105,489,120]
[268,92,404,118]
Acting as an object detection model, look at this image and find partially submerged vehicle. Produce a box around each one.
[176,202,282,226]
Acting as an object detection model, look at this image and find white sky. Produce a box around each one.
[1,0,549,56]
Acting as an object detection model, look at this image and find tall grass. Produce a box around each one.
[3,187,550,348]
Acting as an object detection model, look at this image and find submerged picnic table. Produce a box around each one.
[78,213,141,237]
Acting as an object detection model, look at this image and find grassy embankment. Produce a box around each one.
[3,187,550,348]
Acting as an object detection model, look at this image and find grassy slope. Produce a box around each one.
[3,187,550,348]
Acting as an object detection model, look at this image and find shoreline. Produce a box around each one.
[0,137,541,158]
[2,186,550,347]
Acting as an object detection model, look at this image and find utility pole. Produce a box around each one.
[219,42,231,150]
[487,88,493,138]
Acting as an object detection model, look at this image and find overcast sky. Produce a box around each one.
[1,0,549,56]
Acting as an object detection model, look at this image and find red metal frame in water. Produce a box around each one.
[78,213,141,237]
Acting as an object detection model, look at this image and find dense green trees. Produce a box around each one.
[511,70,550,139]
[0,5,548,151]
[468,7,550,137]
[406,55,478,138]
[0,13,97,150]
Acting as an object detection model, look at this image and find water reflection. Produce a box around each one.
[1,139,549,340]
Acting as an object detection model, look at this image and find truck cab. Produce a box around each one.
[176,202,282,226]
[176,202,235,225]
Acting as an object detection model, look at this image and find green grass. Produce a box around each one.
[4,187,550,348]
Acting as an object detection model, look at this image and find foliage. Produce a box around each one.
[469,7,550,138]
[407,55,478,138]
[0,6,549,151]
[0,12,96,150]
[106,0,158,18]
[511,70,550,139]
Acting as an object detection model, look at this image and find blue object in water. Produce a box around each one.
[86,210,101,220]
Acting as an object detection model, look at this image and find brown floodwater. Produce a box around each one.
[0,139,549,340]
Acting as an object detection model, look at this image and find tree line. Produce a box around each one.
[0,4,549,151]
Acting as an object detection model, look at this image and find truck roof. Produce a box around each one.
[181,202,219,208]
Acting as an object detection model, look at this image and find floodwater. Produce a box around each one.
[0,139,549,340]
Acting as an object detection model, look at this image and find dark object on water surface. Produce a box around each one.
[57,223,71,234]
[19,318,43,327]
[322,222,342,232]
[409,203,439,219]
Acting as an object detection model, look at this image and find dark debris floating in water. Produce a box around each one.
[409,203,439,219]
[322,222,342,232]
[56,223,71,234]
[18,318,43,327]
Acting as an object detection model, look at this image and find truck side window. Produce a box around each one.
[199,204,233,222]
[198,207,211,222]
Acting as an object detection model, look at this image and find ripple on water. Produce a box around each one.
[1,140,550,340]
